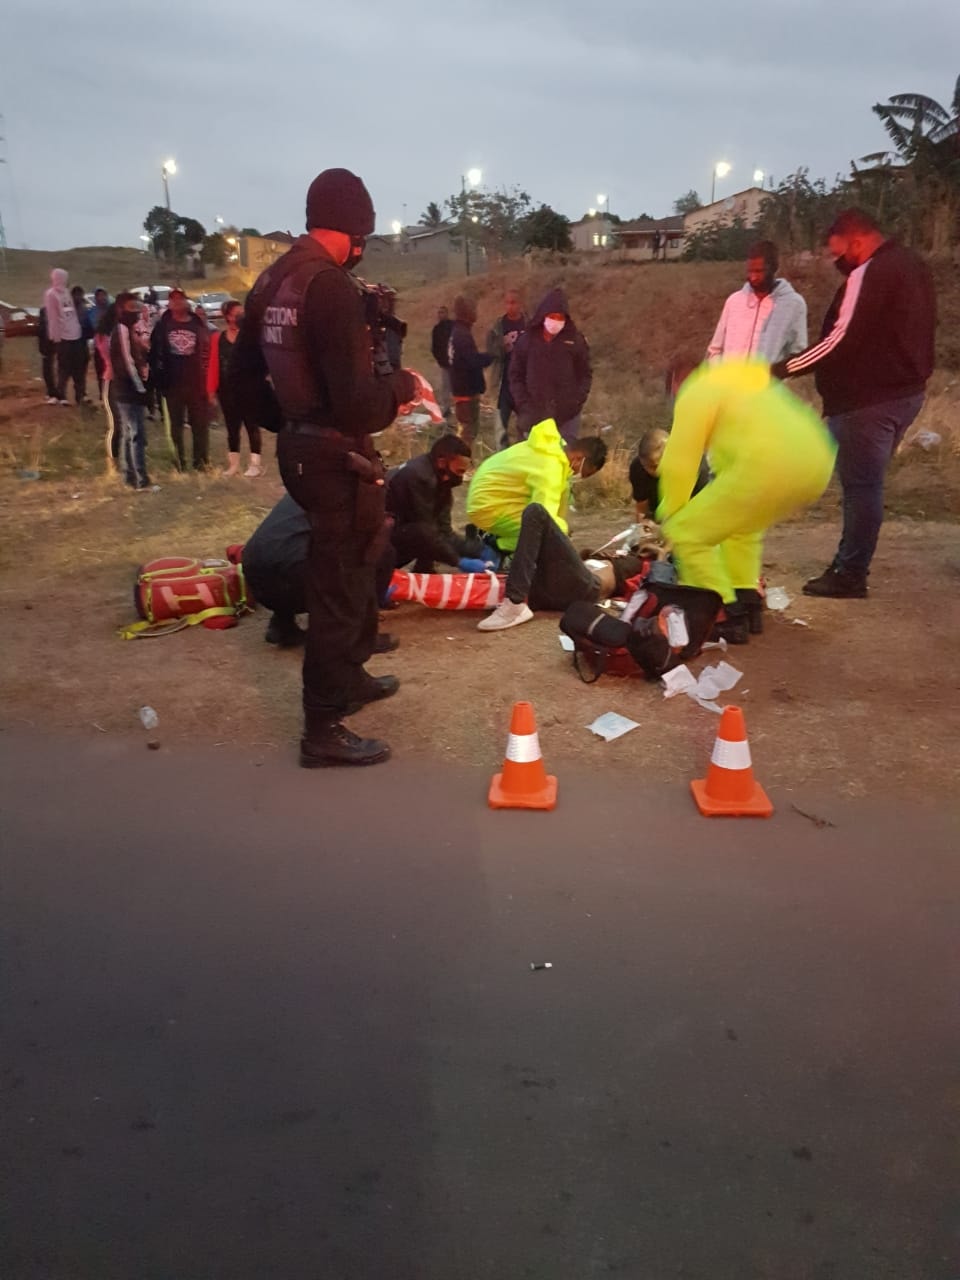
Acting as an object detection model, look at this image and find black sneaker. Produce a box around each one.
[299,722,391,768]
[373,633,399,655]
[265,614,306,648]
[345,674,400,716]
[802,567,868,599]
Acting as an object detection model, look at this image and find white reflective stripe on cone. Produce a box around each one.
[711,737,752,771]
[506,732,541,764]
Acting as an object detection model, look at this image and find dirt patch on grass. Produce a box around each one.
[2,279,959,804]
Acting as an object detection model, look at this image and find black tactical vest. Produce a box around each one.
[252,238,343,424]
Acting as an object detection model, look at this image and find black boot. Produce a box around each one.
[710,602,750,645]
[736,588,765,635]
[372,633,399,654]
[300,720,391,768]
[802,565,868,598]
[265,613,306,647]
[345,673,400,716]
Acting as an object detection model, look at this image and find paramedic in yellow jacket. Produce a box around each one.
[466,417,607,552]
[657,358,836,640]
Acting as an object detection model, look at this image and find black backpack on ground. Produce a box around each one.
[560,583,722,683]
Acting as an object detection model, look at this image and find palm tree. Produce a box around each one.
[418,201,445,229]
[855,76,960,251]
[871,75,959,158]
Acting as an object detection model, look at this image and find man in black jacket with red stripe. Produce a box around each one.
[773,208,936,598]
[231,168,416,768]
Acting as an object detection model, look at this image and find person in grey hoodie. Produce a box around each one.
[42,268,85,405]
[706,241,807,365]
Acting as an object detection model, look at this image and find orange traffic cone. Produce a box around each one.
[690,705,773,818]
[488,701,558,811]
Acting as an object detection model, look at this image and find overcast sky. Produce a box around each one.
[3,0,958,252]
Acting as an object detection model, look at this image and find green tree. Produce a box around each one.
[201,232,227,267]
[419,201,445,228]
[143,205,178,259]
[446,184,532,260]
[520,204,572,252]
[673,189,702,215]
[179,217,206,249]
[240,227,261,237]
[682,215,755,262]
[860,75,960,251]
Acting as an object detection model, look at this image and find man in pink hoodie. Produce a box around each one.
[42,268,85,405]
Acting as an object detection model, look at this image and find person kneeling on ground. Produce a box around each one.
[242,493,397,652]
[478,502,643,632]
[630,426,709,521]
[657,355,836,643]
[386,434,492,572]
[466,417,607,557]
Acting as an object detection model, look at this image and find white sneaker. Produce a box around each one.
[44,396,58,405]
[477,600,534,631]
[243,461,264,478]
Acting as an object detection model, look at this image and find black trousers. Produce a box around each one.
[497,382,517,449]
[245,564,306,622]
[219,388,262,454]
[506,503,599,611]
[93,347,107,400]
[56,339,87,403]
[41,350,58,398]
[277,430,383,722]
[165,389,210,470]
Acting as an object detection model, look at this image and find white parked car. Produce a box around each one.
[195,292,234,319]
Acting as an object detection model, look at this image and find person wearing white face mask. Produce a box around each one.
[509,287,592,445]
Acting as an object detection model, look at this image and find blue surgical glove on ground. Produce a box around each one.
[458,557,489,573]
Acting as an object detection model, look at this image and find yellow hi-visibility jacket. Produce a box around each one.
[465,417,572,551]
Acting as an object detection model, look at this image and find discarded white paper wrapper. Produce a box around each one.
[587,712,641,742]
[662,660,743,713]
[558,633,575,652]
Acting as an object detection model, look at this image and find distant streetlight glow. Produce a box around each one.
[461,168,483,275]
[597,193,607,208]
[711,161,732,203]
[588,207,596,217]
[753,168,764,186]
[391,219,402,235]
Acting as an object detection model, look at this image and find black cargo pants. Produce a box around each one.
[277,427,385,722]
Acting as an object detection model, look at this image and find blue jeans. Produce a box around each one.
[827,394,923,577]
[117,398,148,487]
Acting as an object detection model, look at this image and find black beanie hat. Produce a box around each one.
[305,168,375,236]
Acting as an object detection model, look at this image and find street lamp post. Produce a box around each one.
[711,161,731,204]
[161,157,177,272]
[461,167,482,276]
[597,193,609,248]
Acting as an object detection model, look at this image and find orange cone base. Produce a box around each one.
[690,777,773,818]
[488,772,558,811]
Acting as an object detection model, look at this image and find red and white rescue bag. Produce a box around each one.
[119,555,252,638]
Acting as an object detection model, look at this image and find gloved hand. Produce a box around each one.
[480,545,501,569]
[458,557,489,573]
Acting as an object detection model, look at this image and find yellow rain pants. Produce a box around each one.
[657,360,836,603]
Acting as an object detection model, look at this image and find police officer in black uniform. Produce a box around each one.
[231,169,416,767]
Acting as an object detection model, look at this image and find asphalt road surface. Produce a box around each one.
[1,730,957,1280]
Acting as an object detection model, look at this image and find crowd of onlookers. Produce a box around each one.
[35,272,262,490]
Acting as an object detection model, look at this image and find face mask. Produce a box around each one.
[438,464,464,488]
[543,317,566,336]
[346,235,366,269]
[834,254,856,277]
